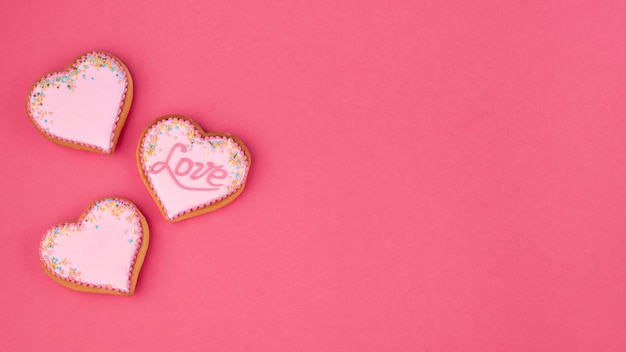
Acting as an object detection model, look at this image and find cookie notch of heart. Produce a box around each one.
[26,50,133,154]
[38,197,149,296]
[137,115,251,222]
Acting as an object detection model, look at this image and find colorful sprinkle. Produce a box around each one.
[29,53,126,121]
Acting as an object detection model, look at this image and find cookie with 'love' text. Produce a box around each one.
[26,51,133,154]
[137,115,251,222]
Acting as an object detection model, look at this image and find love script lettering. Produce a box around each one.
[149,143,228,191]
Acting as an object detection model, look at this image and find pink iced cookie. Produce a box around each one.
[137,115,251,222]
[26,51,133,154]
[39,197,149,296]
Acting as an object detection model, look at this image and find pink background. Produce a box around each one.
[1,0,626,351]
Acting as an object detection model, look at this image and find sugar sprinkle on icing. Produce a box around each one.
[39,198,143,293]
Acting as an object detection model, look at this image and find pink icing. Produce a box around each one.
[27,52,128,153]
[149,143,227,191]
[39,198,144,293]
[139,117,249,220]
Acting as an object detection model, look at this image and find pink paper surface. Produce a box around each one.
[2,1,626,351]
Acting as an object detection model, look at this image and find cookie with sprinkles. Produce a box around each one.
[39,197,149,296]
[26,51,133,154]
[137,115,251,222]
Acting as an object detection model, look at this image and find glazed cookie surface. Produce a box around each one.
[26,51,133,154]
[39,197,149,296]
[137,115,251,222]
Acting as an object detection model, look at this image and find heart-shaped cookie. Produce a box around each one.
[39,197,149,296]
[137,115,251,222]
[26,51,133,154]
